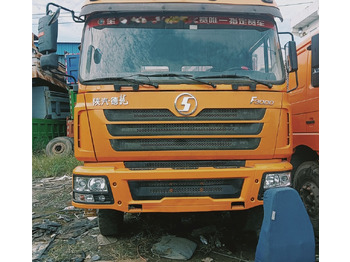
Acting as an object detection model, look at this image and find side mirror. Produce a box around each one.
[310,34,319,87]
[279,32,299,92]
[285,41,298,73]
[40,53,59,70]
[38,13,59,70]
[38,15,58,54]
[37,3,84,73]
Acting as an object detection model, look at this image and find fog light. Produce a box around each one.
[98,195,106,202]
[263,172,291,189]
[75,193,95,203]
[85,194,95,202]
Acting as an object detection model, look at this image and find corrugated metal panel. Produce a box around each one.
[65,54,80,84]
[34,42,80,55]
[56,43,80,55]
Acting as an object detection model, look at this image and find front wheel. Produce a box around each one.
[98,209,124,236]
[293,161,319,237]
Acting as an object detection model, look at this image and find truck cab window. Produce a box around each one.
[79,14,285,85]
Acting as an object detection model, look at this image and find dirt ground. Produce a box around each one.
[32,175,264,262]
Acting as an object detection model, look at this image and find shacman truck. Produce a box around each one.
[38,0,299,236]
[289,31,319,250]
[288,2,319,239]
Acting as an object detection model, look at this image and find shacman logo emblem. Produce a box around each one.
[174,93,198,116]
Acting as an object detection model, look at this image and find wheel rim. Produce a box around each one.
[52,142,66,154]
[299,181,319,218]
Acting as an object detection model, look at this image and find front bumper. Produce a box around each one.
[72,160,292,213]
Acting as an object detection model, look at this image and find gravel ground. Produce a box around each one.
[32,175,264,262]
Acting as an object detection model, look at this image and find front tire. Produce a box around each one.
[98,209,124,236]
[293,161,319,238]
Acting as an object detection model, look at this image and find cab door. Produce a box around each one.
[305,34,319,134]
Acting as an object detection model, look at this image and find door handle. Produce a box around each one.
[306,120,315,125]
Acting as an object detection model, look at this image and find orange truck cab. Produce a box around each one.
[288,2,319,238]
[38,0,299,236]
[289,32,319,237]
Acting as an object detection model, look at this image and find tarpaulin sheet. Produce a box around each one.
[255,187,315,262]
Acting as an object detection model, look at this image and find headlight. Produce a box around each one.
[75,177,88,192]
[74,176,108,192]
[263,172,291,190]
[73,175,114,204]
[89,177,107,192]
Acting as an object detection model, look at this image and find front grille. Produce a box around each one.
[105,108,264,152]
[110,138,260,151]
[124,160,246,170]
[104,108,266,121]
[107,123,263,136]
[128,178,244,200]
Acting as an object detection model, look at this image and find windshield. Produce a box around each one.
[80,13,285,85]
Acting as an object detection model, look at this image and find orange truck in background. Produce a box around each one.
[287,0,319,237]
[289,32,319,236]
[38,0,299,236]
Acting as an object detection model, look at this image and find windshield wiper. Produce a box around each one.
[82,77,159,89]
[136,73,217,88]
[197,74,273,89]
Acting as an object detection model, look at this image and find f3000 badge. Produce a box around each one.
[250,96,274,106]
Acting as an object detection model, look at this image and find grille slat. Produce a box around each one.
[124,160,245,170]
[128,178,244,200]
[104,108,266,121]
[110,138,260,151]
[107,123,263,136]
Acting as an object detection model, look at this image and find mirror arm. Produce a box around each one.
[46,2,85,23]
[49,68,77,87]
[287,71,299,93]
[278,31,295,42]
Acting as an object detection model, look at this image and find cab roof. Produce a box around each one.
[81,0,282,21]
